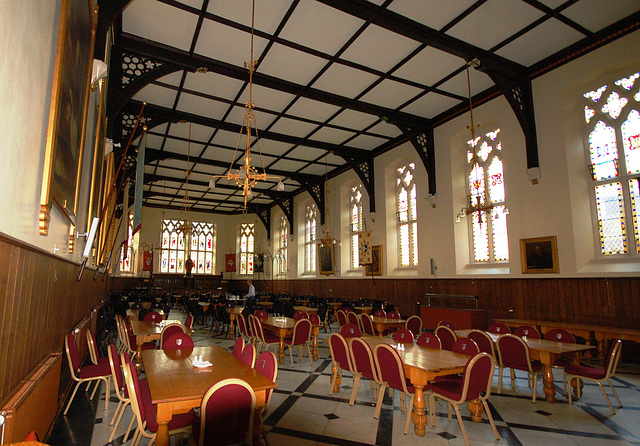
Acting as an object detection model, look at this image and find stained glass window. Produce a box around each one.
[239,223,254,275]
[350,185,364,269]
[305,204,317,273]
[465,128,509,263]
[276,217,288,276]
[397,163,418,267]
[160,219,216,273]
[583,71,640,255]
[120,213,134,273]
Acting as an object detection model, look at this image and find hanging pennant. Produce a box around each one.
[225,253,237,272]
[358,230,372,264]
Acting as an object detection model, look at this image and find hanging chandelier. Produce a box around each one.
[177,122,193,235]
[209,0,284,212]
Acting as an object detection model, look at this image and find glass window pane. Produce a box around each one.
[169,251,177,272]
[492,207,509,261]
[487,158,505,203]
[468,163,486,206]
[621,109,640,174]
[197,252,205,274]
[589,121,619,180]
[177,251,184,273]
[629,178,640,253]
[602,91,628,119]
[472,212,489,262]
[595,182,627,254]
[205,252,212,274]
[161,251,169,273]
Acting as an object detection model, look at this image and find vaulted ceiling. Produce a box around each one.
[103,0,640,227]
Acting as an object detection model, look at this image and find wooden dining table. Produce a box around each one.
[126,308,167,320]
[353,306,373,315]
[260,316,321,363]
[370,316,405,336]
[226,306,243,338]
[456,329,594,403]
[129,319,190,365]
[360,336,471,437]
[292,305,318,315]
[142,346,277,446]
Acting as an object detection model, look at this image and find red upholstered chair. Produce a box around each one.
[339,323,362,338]
[348,337,380,406]
[467,330,496,359]
[427,353,500,446]
[254,351,278,445]
[23,431,38,442]
[360,314,376,336]
[162,333,194,350]
[159,323,187,349]
[123,317,156,354]
[309,313,321,326]
[196,379,255,446]
[328,333,355,397]
[513,325,541,339]
[107,344,141,444]
[237,313,254,345]
[144,311,163,323]
[487,322,511,335]
[185,313,194,330]
[254,309,269,319]
[566,339,623,414]
[251,315,279,354]
[86,329,110,366]
[496,334,542,402]
[435,325,458,351]
[373,309,386,318]
[231,337,245,359]
[452,338,479,356]
[336,309,348,327]
[544,328,577,393]
[293,310,309,320]
[392,328,414,344]
[284,318,312,366]
[437,319,455,330]
[240,343,256,368]
[123,361,195,445]
[373,344,415,434]
[64,332,112,415]
[387,310,401,319]
[347,311,362,332]
[405,315,422,337]
[417,332,441,349]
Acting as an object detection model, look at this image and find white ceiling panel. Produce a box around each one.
[446,0,544,50]
[496,18,585,67]
[312,63,379,99]
[330,109,380,131]
[401,92,463,119]
[123,0,199,51]
[368,122,403,139]
[156,71,186,88]
[388,0,478,31]
[286,146,327,162]
[359,79,424,110]
[258,43,328,86]
[309,126,357,146]
[195,20,269,67]
[286,98,342,123]
[563,0,640,33]
[207,0,292,34]
[348,134,391,150]
[341,24,423,73]
[176,92,229,121]
[183,71,244,102]
[167,122,214,144]
[269,158,309,172]
[279,1,365,54]
[393,46,465,87]
[438,68,493,98]
[132,84,179,109]
[268,117,318,138]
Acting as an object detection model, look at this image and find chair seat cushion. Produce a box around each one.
[565,364,606,380]
[262,333,280,343]
[144,404,197,433]
[79,361,111,379]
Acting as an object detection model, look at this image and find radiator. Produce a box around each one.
[0,353,61,444]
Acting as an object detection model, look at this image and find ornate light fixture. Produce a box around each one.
[209,0,283,212]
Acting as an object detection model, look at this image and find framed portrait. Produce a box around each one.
[40,0,96,234]
[318,243,335,276]
[520,236,559,274]
[364,245,383,276]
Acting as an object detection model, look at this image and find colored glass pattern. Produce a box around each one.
[621,109,640,174]
[584,85,607,102]
[589,121,619,180]
[585,106,595,123]
[492,206,509,261]
[161,219,215,274]
[472,211,489,262]
[595,182,627,255]
[305,204,317,273]
[615,72,639,90]
[602,91,628,119]
[239,223,254,275]
[630,179,640,253]
[397,163,418,267]
[350,185,363,269]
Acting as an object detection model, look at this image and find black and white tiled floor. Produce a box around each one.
[50,311,640,446]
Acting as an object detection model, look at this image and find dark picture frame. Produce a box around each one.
[39,0,96,234]
[318,243,335,276]
[364,245,383,276]
[520,236,559,274]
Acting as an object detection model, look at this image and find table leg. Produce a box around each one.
[468,400,484,422]
[155,404,172,446]
[411,385,428,436]
[331,362,341,393]
[252,392,267,446]
[135,338,143,371]
[542,363,556,403]
[278,336,286,364]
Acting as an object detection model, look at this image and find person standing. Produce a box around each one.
[245,280,256,302]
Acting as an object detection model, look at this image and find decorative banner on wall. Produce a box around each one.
[225,254,237,272]
[358,231,372,264]
[143,251,153,271]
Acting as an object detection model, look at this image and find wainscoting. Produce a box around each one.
[0,232,109,411]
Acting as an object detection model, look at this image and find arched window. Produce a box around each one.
[583,71,640,255]
[276,216,288,276]
[120,213,134,273]
[160,219,216,274]
[239,223,254,275]
[396,163,418,266]
[350,185,364,269]
[304,204,317,273]
[464,129,509,262]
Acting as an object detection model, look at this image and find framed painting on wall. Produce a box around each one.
[520,236,559,273]
[39,0,96,234]
[364,245,382,276]
[318,243,335,276]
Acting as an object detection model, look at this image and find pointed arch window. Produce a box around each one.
[239,223,254,275]
[465,129,509,262]
[583,71,640,255]
[276,216,288,276]
[304,204,317,273]
[160,219,216,273]
[396,163,418,266]
[120,213,134,273]
[350,185,364,269]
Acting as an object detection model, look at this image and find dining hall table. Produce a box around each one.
[456,329,594,403]
[142,345,277,446]
[260,316,321,363]
[126,308,167,320]
[359,336,472,436]
[226,306,243,338]
[292,305,318,315]
[370,316,405,337]
[129,319,191,365]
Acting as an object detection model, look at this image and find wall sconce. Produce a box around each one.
[369,211,376,222]
[425,193,439,208]
[526,167,542,185]
[289,234,295,242]
[455,208,467,223]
